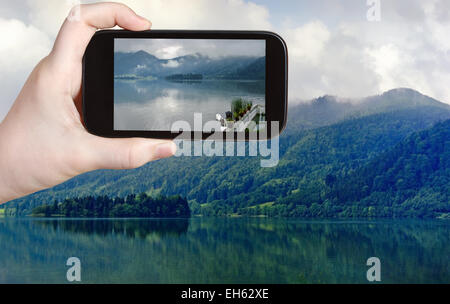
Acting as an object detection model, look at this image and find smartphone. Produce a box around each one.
[83,30,288,140]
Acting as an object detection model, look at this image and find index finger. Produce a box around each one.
[51,2,151,64]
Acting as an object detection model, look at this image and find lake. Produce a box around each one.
[114,79,265,131]
[0,218,448,284]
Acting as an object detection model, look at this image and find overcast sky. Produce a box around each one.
[115,39,266,59]
[1,0,450,120]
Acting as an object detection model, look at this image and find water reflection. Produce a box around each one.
[0,218,448,284]
[34,218,189,238]
[114,79,265,131]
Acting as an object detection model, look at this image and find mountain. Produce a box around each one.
[114,50,265,80]
[114,50,162,76]
[4,89,450,218]
[325,119,450,218]
[288,88,448,129]
[232,56,265,80]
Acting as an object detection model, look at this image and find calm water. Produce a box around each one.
[0,217,448,284]
[114,79,265,131]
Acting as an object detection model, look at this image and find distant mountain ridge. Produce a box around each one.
[4,88,450,218]
[286,88,449,133]
[114,50,265,80]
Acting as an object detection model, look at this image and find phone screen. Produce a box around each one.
[113,38,266,132]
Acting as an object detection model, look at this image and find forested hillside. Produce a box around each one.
[324,120,450,218]
[4,89,450,218]
[203,108,450,217]
[31,193,190,218]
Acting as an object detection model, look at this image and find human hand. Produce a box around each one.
[0,2,176,204]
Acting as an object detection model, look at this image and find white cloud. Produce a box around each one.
[0,0,272,121]
[115,38,266,59]
[365,44,432,96]
[158,46,184,60]
[283,0,450,104]
[0,18,52,119]
[26,0,79,38]
[162,60,180,68]
[284,21,380,100]
[22,0,272,34]
[284,21,330,65]
[123,0,272,30]
[1,0,450,122]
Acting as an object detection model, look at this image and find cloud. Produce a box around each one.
[22,0,272,33]
[284,21,380,100]
[122,0,272,30]
[285,21,330,65]
[0,18,52,119]
[26,0,80,38]
[0,0,73,121]
[1,0,450,122]
[283,0,450,103]
[115,38,266,59]
[162,60,180,68]
[111,0,450,104]
[0,0,272,121]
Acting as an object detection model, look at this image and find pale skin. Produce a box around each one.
[0,3,177,204]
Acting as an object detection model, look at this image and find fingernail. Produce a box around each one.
[155,142,176,159]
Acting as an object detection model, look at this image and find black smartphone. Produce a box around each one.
[83,30,288,140]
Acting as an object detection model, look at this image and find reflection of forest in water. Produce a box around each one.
[113,79,265,131]
[35,218,189,238]
[0,218,448,283]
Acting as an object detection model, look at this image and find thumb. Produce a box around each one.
[82,135,176,171]
[52,2,151,66]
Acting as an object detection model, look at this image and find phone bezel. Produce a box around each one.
[83,30,288,140]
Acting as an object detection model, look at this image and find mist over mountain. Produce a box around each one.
[114,50,265,80]
[287,88,449,132]
[4,88,450,218]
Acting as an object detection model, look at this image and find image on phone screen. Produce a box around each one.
[113,38,266,132]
